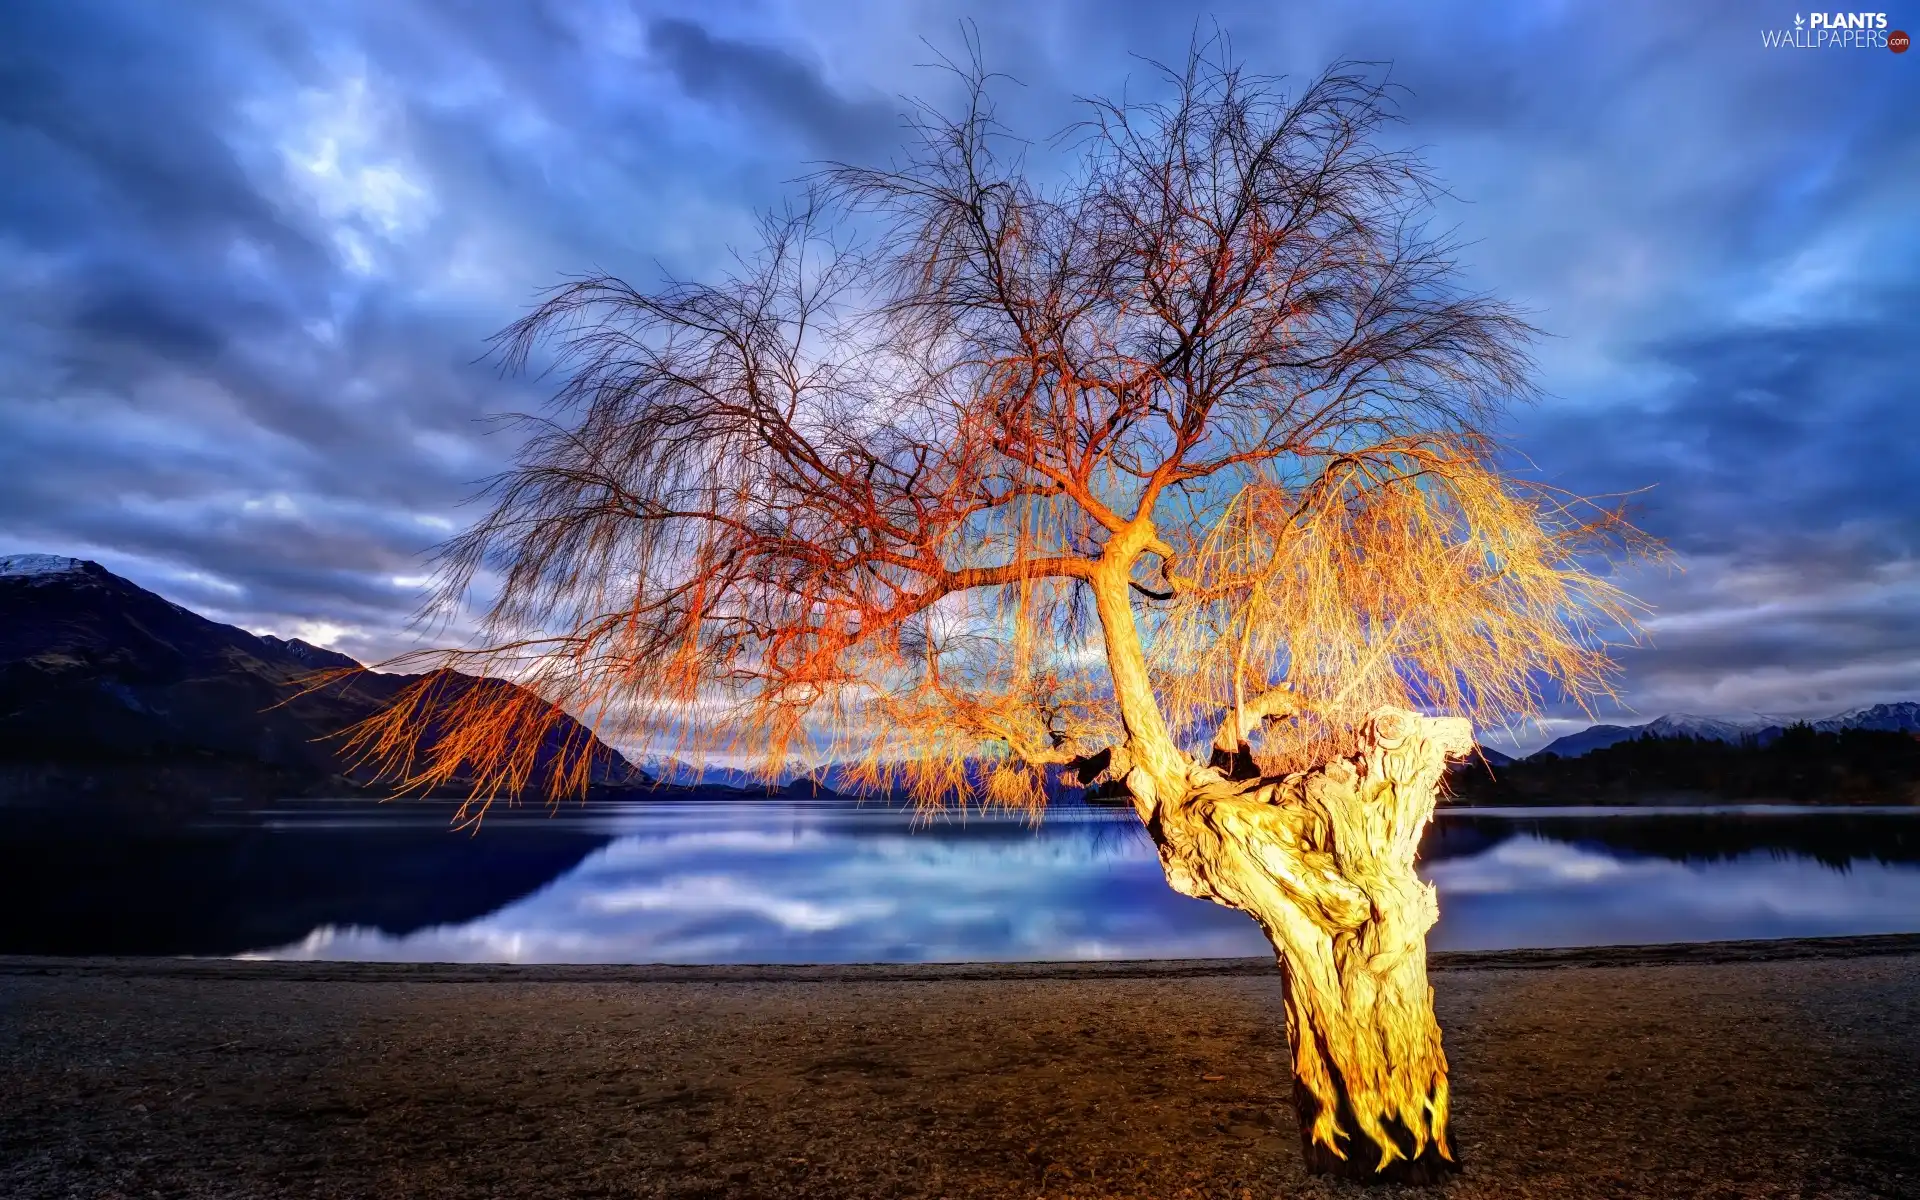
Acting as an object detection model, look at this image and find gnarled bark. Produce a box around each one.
[1146,706,1472,1184]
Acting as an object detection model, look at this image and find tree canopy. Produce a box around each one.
[339,44,1654,822]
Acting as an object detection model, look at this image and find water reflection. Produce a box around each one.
[262,806,1263,964]
[0,801,613,956]
[3,799,1916,961]
[1426,833,1920,949]
[255,800,1920,963]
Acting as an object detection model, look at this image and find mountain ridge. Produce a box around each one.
[9,554,1913,802]
[1530,703,1920,759]
[0,554,647,808]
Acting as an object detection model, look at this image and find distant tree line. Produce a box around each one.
[1451,724,1920,805]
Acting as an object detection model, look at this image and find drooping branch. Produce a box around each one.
[350,38,1651,833]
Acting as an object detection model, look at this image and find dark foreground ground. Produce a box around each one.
[3,936,1918,1200]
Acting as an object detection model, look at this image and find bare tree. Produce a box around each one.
[340,43,1653,1184]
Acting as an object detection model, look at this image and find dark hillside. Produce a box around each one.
[0,554,644,811]
[1451,724,1920,806]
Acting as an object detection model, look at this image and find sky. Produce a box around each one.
[1,0,1915,754]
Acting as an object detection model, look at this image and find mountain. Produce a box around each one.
[1814,702,1920,735]
[642,755,852,796]
[0,553,645,808]
[1530,722,1638,760]
[639,756,1083,804]
[1530,703,1920,761]
[1531,713,1786,759]
[642,756,793,792]
[1471,744,1514,768]
[1451,721,1920,807]
[257,634,362,671]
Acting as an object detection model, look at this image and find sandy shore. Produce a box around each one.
[3,936,1918,1199]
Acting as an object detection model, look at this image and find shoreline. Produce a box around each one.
[6,933,1917,1197]
[4,930,1917,983]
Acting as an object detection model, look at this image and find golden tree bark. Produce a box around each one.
[1147,707,1472,1184]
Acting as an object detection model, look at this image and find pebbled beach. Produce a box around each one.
[3,936,1918,1199]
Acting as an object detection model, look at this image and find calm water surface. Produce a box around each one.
[5,799,1917,961]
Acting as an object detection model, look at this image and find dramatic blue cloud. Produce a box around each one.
[1,0,1915,752]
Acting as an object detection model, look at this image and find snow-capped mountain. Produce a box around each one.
[641,757,796,792]
[1531,703,1919,759]
[0,552,90,580]
[1812,702,1920,735]
[1644,712,1789,741]
[1532,713,1775,759]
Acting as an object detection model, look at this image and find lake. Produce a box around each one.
[3,799,1917,962]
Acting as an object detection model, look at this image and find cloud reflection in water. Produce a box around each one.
[251,803,1920,964]
[1427,834,1920,950]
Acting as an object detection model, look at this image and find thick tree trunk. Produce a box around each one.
[1143,707,1472,1185]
